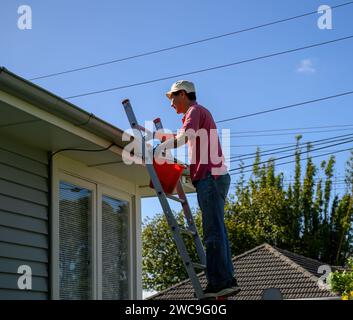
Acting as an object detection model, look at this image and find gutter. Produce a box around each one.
[0,67,189,171]
[0,66,192,185]
[0,67,128,148]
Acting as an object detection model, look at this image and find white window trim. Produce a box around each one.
[51,154,141,300]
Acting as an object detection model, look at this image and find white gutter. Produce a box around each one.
[0,67,193,189]
[0,67,127,148]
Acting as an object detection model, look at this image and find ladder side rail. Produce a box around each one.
[122,100,204,299]
[176,182,206,267]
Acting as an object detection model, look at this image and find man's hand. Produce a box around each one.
[154,143,173,163]
[154,130,176,141]
[153,144,163,159]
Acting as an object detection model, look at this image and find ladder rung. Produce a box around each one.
[166,194,185,204]
[179,228,196,237]
[192,263,206,270]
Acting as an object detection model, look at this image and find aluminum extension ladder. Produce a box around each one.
[122,99,207,299]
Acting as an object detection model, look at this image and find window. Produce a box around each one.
[57,177,131,300]
[59,181,92,299]
[102,195,129,299]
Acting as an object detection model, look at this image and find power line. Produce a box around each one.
[175,133,353,163]
[28,1,353,81]
[230,140,353,164]
[64,35,353,99]
[232,181,348,186]
[281,177,346,182]
[174,132,353,166]
[230,143,306,147]
[216,89,353,124]
[228,124,353,135]
[231,183,349,190]
[227,150,351,160]
[229,139,353,172]
[230,146,353,176]
[229,128,353,138]
[229,133,353,160]
[234,174,347,182]
[282,181,347,184]
[172,122,353,135]
[234,139,353,166]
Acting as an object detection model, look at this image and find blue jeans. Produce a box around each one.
[193,172,234,287]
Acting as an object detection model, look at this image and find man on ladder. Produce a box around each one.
[155,80,240,299]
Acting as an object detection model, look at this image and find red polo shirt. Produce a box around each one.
[181,103,228,182]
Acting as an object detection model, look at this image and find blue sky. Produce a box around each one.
[1,0,353,222]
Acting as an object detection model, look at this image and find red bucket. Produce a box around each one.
[150,161,185,194]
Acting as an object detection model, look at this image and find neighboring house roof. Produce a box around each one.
[148,244,340,300]
[274,247,343,278]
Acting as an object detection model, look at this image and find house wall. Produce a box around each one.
[0,134,49,299]
[0,136,143,300]
[0,91,142,299]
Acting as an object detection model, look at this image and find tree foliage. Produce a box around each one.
[328,257,353,299]
[142,147,353,291]
[142,211,202,291]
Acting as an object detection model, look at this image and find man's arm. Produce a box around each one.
[154,129,188,149]
[154,131,176,141]
[159,131,188,150]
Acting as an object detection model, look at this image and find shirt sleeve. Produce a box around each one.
[181,107,201,132]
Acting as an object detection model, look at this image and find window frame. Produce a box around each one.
[51,155,137,300]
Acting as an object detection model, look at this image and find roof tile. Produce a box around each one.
[149,244,340,300]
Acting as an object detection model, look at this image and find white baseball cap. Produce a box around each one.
[166,80,196,99]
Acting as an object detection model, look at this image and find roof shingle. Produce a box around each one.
[148,244,340,300]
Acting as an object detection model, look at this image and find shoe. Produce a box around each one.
[202,279,241,299]
[228,277,239,288]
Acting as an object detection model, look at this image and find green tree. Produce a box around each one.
[291,135,302,251]
[313,178,323,257]
[345,150,353,194]
[226,185,286,254]
[301,143,316,256]
[142,143,353,291]
[324,157,336,221]
[320,157,336,262]
[328,257,353,299]
[332,194,353,265]
[142,211,202,291]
